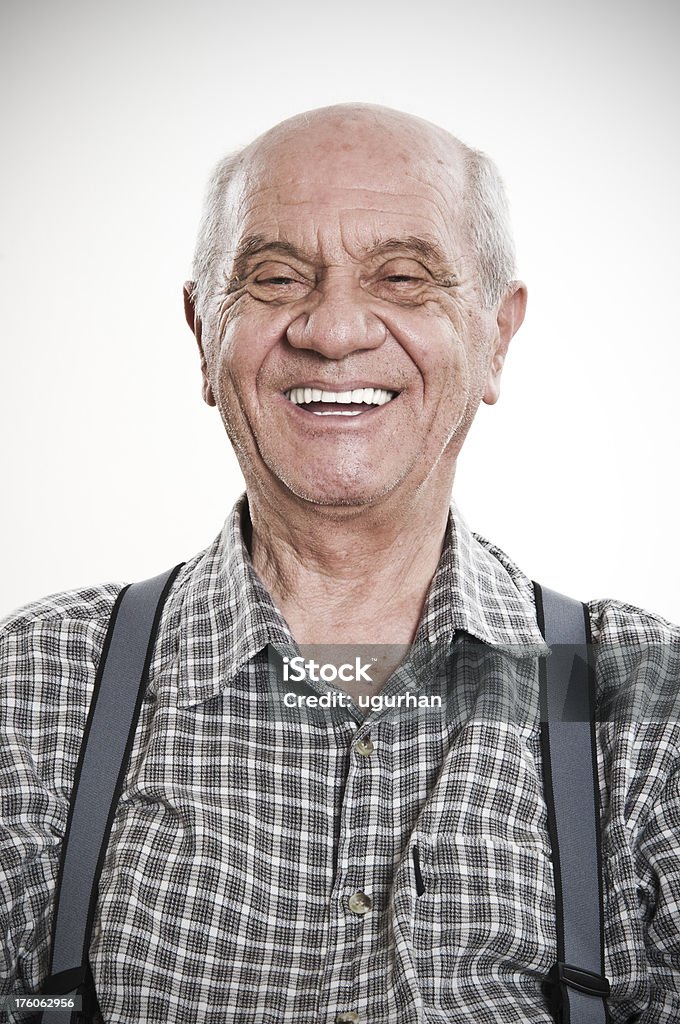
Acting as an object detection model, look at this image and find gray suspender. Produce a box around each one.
[40,573,609,1023]
[40,566,182,1023]
[534,583,610,1024]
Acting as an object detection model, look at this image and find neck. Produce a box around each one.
[247,477,454,646]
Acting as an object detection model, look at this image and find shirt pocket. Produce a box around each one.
[409,835,556,978]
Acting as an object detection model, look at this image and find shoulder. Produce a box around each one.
[0,582,125,656]
[587,596,680,645]
[586,599,680,724]
[0,584,128,763]
[0,582,125,684]
[587,597,680,750]
[0,554,207,700]
[1,581,124,636]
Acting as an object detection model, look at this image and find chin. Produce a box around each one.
[280,470,401,511]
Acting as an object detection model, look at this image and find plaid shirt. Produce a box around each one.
[1,496,679,1023]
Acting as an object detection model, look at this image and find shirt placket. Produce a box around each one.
[318,708,388,1024]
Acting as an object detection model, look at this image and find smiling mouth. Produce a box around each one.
[284,386,397,416]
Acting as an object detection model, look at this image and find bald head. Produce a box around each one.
[244,104,469,174]
[191,104,516,320]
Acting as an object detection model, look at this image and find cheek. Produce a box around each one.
[387,306,494,434]
[421,303,493,378]
[216,305,286,392]
[381,305,469,381]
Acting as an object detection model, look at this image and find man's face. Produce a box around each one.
[193,111,522,509]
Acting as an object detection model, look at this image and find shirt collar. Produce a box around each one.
[419,503,549,653]
[175,496,295,708]
[174,495,547,708]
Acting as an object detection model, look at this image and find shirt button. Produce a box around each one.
[335,1014,359,1023]
[354,737,374,757]
[348,891,372,915]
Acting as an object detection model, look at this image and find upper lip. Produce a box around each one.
[281,381,400,392]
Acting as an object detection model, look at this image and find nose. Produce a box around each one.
[286,275,387,358]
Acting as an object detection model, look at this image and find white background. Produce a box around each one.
[1,0,678,621]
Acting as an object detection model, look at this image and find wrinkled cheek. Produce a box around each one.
[211,358,256,453]
[429,344,471,413]
[435,361,482,455]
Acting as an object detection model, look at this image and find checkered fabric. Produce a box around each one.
[1,495,679,1023]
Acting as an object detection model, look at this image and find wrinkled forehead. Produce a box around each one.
[224,114,471,260]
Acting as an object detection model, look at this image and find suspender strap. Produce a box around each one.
[534,583,610,1024]
[40,565,183,1023]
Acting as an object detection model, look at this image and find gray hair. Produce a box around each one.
[191,151,242,323]
[191,140,516,319]
[463,147,517,308]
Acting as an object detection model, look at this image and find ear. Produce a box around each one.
[482,281,527,405]
[183,281,216,407]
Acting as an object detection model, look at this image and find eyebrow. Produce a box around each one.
[231,233,452,278]
[363,236,450,265]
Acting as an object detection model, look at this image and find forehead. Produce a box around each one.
[226,117,469,261]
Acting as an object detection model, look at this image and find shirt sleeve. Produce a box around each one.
[636,763,680,1021]
[0,589,118,999]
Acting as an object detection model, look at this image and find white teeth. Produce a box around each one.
[285,386,396,408]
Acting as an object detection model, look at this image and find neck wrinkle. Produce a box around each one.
[247,485,452,640]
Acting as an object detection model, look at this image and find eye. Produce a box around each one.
[248,261,313,302]
[367,259,432,302]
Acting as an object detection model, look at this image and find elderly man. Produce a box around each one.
[1,105,679,1024]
